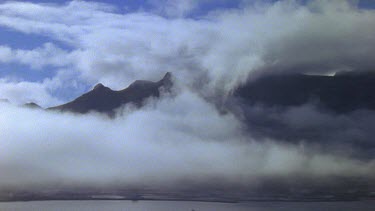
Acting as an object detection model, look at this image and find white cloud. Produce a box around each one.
[0,46,13,62]
[0,78,62,107]
[0,90,374,191]
[0,43,72,69]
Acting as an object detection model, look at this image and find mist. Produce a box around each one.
[1,89,375,193]
[229,101,375,157]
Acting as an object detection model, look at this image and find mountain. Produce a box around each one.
[49,72,172,115]
[24,102,42,109]
[234,72,375,113]
[48,71,375,116]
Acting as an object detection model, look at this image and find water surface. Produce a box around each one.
[0,200,374,211]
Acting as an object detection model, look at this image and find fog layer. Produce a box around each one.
[1,90,375,191]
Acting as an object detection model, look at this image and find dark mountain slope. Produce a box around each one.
[234,72,375,113]
[24,102,42,109]
[49,72,172,115]
[231,72,375,155]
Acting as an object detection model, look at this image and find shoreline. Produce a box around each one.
[1,197,374,203]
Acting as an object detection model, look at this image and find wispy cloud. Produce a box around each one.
[0,43,71,69]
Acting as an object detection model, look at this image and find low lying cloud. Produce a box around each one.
[231,101,375,158]
[1,90,374,193]
[0,78,62,107]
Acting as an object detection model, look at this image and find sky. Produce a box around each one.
[1,0,375,195]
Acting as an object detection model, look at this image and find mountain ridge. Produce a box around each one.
[48,72,173,116]
[17,71,375,115]
[234,72,375,113]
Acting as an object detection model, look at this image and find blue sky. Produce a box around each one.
[1,0,375,107]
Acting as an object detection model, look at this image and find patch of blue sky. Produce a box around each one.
[0,63,57,82]
[0,26,48,50]
[52,82,91,102]
[0,26,73,51]
[0,26,68,83]
[185,0,244,19]
[358,0,375,9]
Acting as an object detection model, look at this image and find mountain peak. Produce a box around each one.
[162,72,172,81]
[93,83,107,90]
[159,72,173,90]
[24,102,41,109]
[49,73,173,115]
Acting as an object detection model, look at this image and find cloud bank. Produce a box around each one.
[1,91,374,193]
